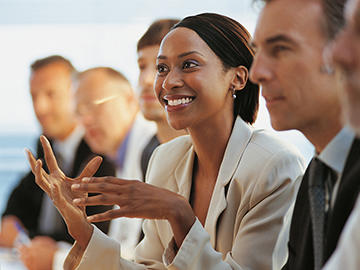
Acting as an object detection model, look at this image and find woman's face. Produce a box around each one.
[154,27,235,130]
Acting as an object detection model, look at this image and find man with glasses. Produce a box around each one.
[0,55,115,269]
[74,67,156,261]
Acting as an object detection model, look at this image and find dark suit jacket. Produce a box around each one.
[282,138,360,270]
[2,137,116,243]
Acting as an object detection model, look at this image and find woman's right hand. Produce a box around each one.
[26,135,101,249]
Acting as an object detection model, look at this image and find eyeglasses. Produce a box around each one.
[75,95,120,116]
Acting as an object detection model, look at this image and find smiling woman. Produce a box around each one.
[27,13,305,270]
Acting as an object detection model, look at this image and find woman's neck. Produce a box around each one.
[189,113,234,177]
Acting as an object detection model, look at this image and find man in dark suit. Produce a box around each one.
[250,0,360,269]
[0,55,115,264]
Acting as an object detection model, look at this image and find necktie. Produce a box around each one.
[308,158,335,270]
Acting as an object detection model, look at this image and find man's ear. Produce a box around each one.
[231,66,249,91]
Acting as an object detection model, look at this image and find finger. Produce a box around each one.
[50,181,80,219]
[25,148,37,172]
[73,193,121,206]
[77,156,103,179]
[72,181,127,194]
[40,135,61,172]
[81,176,131,185]
[35,160,51,193]
[87,208,126,223]
[26,148,52,185]
[87,207,145,223]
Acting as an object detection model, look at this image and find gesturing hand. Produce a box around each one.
[71,176,196,247]
[26,135,102,248]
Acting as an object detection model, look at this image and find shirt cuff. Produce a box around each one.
[162,218,209,269]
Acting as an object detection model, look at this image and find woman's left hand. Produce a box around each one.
[72,177,196,247]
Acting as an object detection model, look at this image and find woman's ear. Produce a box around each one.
[231,66,248,91]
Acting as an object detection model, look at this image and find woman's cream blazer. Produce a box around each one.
[66,117,305,270]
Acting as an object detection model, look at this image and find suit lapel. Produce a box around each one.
[204,117,254,247]
[174,138,196,199]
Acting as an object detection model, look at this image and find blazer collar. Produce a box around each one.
[174,117,254,246]
[174,136,195,198]
[205,117,254,246]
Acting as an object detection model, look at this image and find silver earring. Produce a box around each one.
[231,86,236,99]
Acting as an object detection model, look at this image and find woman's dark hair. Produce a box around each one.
[173,13,259,124]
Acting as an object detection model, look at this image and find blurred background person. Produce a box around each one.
[20,66,155,270]
[74,66,156,260]
[322,0,360,268]
[0,55,115,267]
[136,18,187,179]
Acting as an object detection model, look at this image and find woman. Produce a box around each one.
[27,13,305,270]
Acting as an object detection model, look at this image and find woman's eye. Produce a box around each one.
[156,64,168,74]
[182,61,198,69]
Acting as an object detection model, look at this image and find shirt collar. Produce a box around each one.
[318,126,355,174]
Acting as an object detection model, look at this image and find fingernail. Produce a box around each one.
[73,198,81,204]
[82,177,91,182]
[72,184,80,189]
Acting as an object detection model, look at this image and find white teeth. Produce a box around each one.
[168,97,193,106]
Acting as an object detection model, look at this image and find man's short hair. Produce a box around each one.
[78,67,130,84]
[137,19,180,52]
[253,0,346,40]
[30,55,76,74]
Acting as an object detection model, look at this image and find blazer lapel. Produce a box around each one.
[204,117,254,247]
[174,139,196,199]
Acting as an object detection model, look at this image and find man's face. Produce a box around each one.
[137,45,166,122]
[75,71,136,156]
[30,63,75,140]
[331,0,360,134]
[250,0,341,135]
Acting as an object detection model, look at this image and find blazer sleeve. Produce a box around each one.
[2,171,44,237]
[2,139,44,237]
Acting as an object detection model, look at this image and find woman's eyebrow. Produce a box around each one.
[157,51,204,60]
